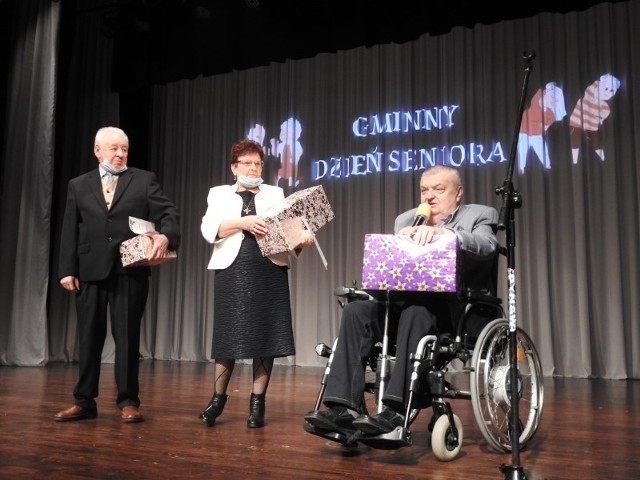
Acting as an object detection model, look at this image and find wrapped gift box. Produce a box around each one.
[120,234,177,267]
[361,234,459,292]
[257,185,335,256]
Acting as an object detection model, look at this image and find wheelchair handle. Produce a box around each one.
[333,286,374,301]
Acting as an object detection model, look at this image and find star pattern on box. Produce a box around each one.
[361,234,459,292]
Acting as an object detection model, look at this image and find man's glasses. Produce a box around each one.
[236,160,264,168]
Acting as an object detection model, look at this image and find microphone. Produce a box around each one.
[411,203,431,227]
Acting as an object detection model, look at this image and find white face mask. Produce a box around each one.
[101,159,128,175]
[238,175,263,188]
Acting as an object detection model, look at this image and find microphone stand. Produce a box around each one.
[495,50,535,480]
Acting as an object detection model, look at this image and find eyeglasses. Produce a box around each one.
[236,161,264,168]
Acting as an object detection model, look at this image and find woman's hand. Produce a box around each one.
[297,230,315,248]
[245,215,267,237]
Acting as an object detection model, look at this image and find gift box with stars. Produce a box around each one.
[361,234,460,293]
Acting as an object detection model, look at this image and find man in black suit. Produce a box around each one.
[55,126,180,423]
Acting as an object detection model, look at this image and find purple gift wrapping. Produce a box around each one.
[361,234,459,292]
[257,185,335,256]
[120,234,177,267]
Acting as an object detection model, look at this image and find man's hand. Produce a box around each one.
[60,275,80,292]
[399,225,454,246]
[148,233,170,261]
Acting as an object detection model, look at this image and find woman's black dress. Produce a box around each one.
[211,190,295,359]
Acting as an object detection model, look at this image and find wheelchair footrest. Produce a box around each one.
[303,420,359,447]
[355,426,412,450]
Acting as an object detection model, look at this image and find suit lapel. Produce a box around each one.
[110,170,133,210]
[89,170,110,212]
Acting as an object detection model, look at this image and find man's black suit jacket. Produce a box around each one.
[58,167,181,282]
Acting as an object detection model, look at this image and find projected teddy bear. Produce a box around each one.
[569,73,621,164]
[270,117,303,192]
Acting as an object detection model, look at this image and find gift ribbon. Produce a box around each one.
[301,216,328,270]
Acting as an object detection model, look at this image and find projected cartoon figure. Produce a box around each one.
[270,117,303,191]
[518,82,567,174]
[247,123,278,186]
[569,73,621,164]
[247,123,266,146]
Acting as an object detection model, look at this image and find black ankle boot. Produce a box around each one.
[199,394,228,427]
[247,393,265,428]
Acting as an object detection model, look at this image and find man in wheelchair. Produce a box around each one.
[304,165,500,447]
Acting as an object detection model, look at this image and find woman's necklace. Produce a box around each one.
[242,194,255,215]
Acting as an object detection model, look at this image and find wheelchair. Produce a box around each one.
[303,282,544,462]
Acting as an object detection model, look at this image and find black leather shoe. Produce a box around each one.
[247,393,265,428]
[304,406,357,436]
[54,405,97,422]
[353,407,405,435]
[199,394,228,427]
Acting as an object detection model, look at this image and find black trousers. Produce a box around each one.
[322,299,443,412]
[73,273,149,410]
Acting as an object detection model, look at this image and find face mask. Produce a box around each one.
[101,159,128,175]
[238,175,263,188]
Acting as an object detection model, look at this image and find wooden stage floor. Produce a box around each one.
[0,361,638,479]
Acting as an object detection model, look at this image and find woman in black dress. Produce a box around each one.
[199,139,314,428]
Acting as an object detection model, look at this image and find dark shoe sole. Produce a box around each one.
[352,415,394,435]
[121,415,144,423]
[54,411,97,422]
[303,410,355,436]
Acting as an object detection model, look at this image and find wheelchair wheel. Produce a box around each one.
[470,318,544,453]
[431,413,463,461]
